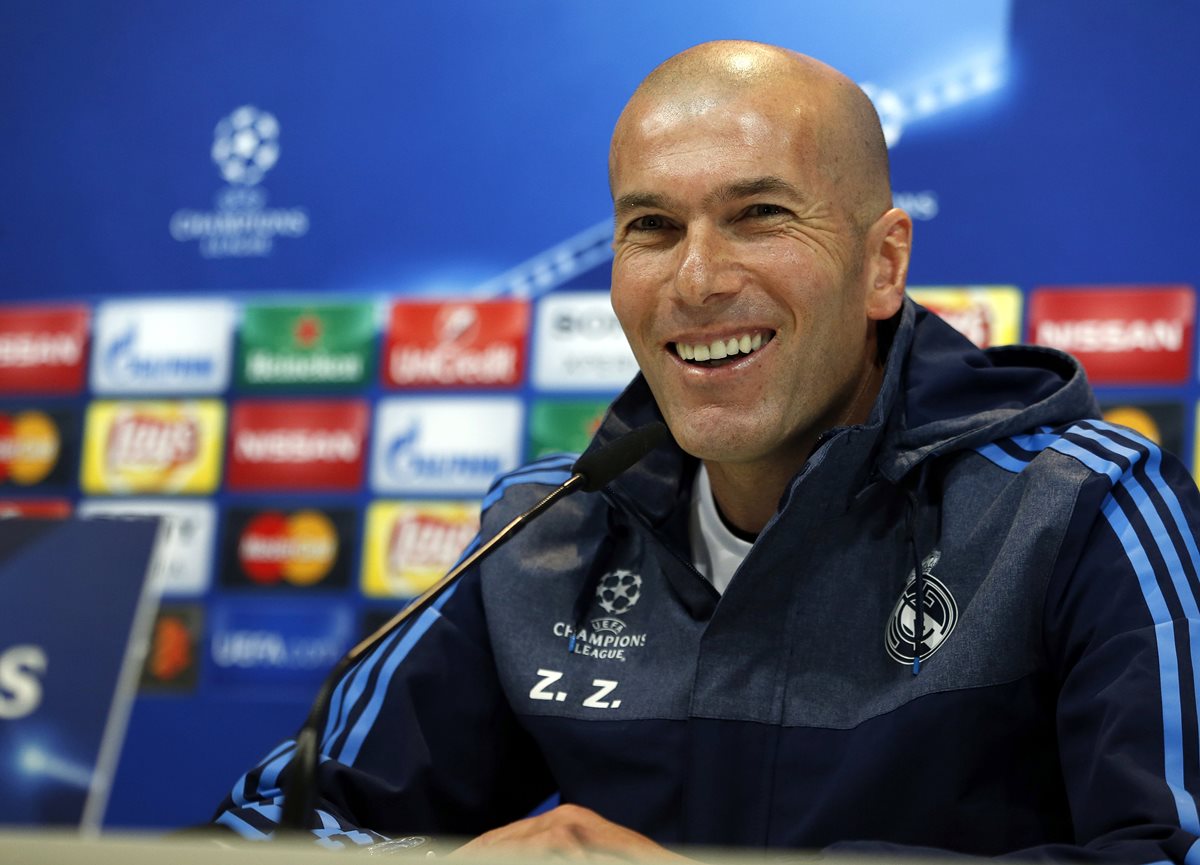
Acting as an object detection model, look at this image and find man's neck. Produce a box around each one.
[702,360,885,535]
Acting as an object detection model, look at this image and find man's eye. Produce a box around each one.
[748,204,788,218]
[630,215,666,231]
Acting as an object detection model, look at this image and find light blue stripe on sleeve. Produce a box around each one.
[1099,492,1196,835]
[215,808,271,840]
[323,628,404,750]
[335,585,460,766]
[975,442,1032,474]
[482,467,573,510]
[1055,427,1200,838]
[1008,431,1065,452]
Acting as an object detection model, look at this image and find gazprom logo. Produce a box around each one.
[371,397,523,495]
[103,326,214,383]
[384,422,502,485]
[92,300,233,394]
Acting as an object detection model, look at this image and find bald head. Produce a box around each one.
[611,41,892,230]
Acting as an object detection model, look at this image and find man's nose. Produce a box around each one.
[671,224,736,305]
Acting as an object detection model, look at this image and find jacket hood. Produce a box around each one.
[874,299,1100,482]
[582,297,1100,519]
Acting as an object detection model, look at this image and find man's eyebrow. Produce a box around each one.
[613,177,808,220]
[707,175,806,205]
[613,192,674,219]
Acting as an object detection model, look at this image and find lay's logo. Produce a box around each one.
[907,286,1023,349]
[106,413,198,471]
[0,410,63,486]
[82,400,225,494]
[361,501,479,597]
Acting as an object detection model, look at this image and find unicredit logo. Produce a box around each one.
[384,299,528,388]
[234,429,360,463]
[1034,319,1183,353]
[389,345,516,385]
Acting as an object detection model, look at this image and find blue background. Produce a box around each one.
[1,0,1197,832]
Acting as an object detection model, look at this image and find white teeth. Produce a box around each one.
[674,332,770,363]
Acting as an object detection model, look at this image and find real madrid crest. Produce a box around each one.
[884,550,959,664]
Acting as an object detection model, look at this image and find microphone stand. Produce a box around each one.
[279,422,669,832]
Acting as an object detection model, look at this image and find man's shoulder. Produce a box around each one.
[972,418,1189,490]
[479,453,582,519]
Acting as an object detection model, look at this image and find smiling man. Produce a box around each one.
[608,44,910,537]
[215,42,1200,864]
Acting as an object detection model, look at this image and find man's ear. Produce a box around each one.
[864,208,912,321]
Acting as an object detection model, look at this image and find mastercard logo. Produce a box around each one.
[0,410,61,486]
[237,510,338,586]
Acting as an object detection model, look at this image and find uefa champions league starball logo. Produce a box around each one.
[211,105,280,186]
[170,104,308,258]
[596,569,642,616]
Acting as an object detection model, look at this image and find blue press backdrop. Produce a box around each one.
[1,0,1197,832]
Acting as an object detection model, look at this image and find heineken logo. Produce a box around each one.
[237,303,374,388]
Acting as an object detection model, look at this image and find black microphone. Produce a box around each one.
[279,421,671,832]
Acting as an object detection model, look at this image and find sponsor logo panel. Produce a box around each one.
[907,286,1022,348]
[78,498,216,596]
[361,500,479,598]
[532,292,638,391]
[226,399,368,491]
[0,407,77,489]
[527,399,608,459]
[81,400,225,494]
[140,603,204,693]
[220,506,355,590]
[207,597,354,687]
[0,305,89,394]
[370,397,523,495]
[237,302,376,389]
[1099,401,1185,461]
[91,300,235,394]
[0,498,71,518]
[1028,285,1195,384]
[383,299,528,389]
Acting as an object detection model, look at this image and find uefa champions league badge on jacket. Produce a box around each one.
[552,569,649,662]
[884,550,959,664]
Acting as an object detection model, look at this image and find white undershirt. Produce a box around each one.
[689,463,753,595]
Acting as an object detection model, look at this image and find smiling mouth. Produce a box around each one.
[671,331,775,367]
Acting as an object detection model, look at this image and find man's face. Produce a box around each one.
[610,89,883,472]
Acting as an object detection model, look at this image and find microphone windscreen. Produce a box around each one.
[572,422,671,492]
